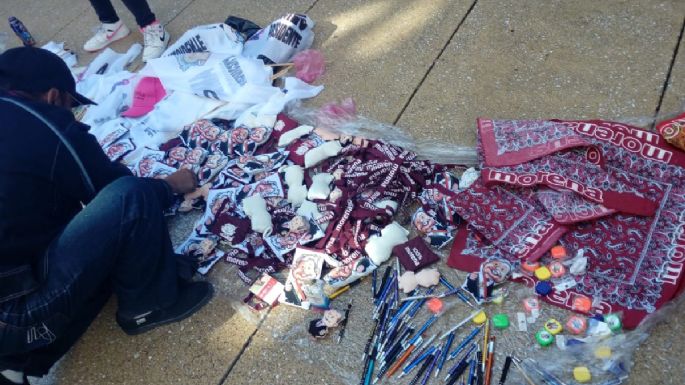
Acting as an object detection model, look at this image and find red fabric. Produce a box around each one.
[449,118,685,329]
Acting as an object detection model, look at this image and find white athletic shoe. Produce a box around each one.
[142,23,170,62]
[83,20,131,52]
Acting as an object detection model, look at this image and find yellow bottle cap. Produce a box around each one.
[573,367,592,383]
[534,266,552,281]
[594,346,612,359]
[472,311,487,324]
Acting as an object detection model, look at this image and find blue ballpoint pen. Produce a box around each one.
[374,273,395,310]
[374,273,394,310]
[372,269,377,298]
[380,327,412,363]
[380,319,406,353]
[398,345,436,378]
[446,345,476,381]
[407,288,435,317]
[440,277,475,308]
[440,276,456,290]
[466,353,477,385]
[419,348,440,385]
[406,351,435,385]
[375,266,391,301]
[448,326,482,360]
[394,257,401,309]
[435,331,456,377]
[407,315,438,346]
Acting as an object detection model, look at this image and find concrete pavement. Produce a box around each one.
[1,1,684,384]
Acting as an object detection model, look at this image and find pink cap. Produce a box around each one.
[121,76,166,118]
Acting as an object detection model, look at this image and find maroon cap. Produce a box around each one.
[393,237,440,271]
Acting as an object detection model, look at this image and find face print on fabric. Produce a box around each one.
[412,208,453,249]
[236,150,288,175]
[175,52,210,71]
[249,126,270,144]
[265,215,324,258]
[133,150,165,177]
[178,147,208,175]
[462,258,513,304]
[165,146,188,167]
[198,152,229,185]
[105,139,135,161]
[195,188,238,235]
[413,209,437,234]
[175,235,225,275]
[279,248,327,309]
[308,309,343,338]
[98,126,128,148]
[323,257,375,289]
[149,162,177,179]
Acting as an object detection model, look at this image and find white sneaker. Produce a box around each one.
[83,21,131,52]
[142,23,170,62]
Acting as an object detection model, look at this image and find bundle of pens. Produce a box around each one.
[360,264,519,385]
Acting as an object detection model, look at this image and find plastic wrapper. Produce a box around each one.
[501,293,685,385]
[287,105,479,166]
[292,49,326,83]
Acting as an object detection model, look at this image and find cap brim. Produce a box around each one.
[69,91,97,106]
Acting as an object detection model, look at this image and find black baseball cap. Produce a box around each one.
[0,46,95,106]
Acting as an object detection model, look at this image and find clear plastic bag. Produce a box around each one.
[287,104,479,166]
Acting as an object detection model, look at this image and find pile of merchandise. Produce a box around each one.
[66,11,685,385]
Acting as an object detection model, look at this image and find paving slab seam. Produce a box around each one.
[216,308,272,385]
[164,0,198,26]
[392,0,479,125]
[46,7,91,43]
[305,0,322,14]
[652,15,685,129]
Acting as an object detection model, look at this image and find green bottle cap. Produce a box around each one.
[605,313,622,332]
[536,330,554,346]
[492,314,510,329]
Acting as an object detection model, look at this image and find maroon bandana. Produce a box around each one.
[449,117,685,329]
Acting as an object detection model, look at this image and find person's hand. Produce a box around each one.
[164,168,198,195]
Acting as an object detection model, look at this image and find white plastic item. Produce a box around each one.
[162,23,243,57]
[297,199,329,230]
[459,167,480,189]
[365,222,409,265]
[243,14,315,64]
[304,140,342,168]
[242,195,273,236]
[283,165,307,206]
[278,124,313,147]
[307,173,334,201]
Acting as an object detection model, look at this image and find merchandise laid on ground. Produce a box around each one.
[20,10,685,385]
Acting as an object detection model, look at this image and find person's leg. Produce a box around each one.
[88,0,120,24]
[127,0,170,62]
[0,177,183,376]
[119,0,156,28]
[84,0,131,51]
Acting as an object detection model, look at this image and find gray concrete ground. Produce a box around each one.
[1,1,685,384]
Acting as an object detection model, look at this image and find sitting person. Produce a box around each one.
[0,47,211,385]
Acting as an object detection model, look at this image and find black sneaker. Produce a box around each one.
[116,281,213,336]
[0,373,29,385]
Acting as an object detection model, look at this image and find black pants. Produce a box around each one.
[89,0,156,28]
[0,177,183,376]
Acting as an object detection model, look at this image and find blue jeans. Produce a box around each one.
[0,177,183,376]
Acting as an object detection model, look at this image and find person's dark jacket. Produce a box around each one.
[0,92,132,303]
